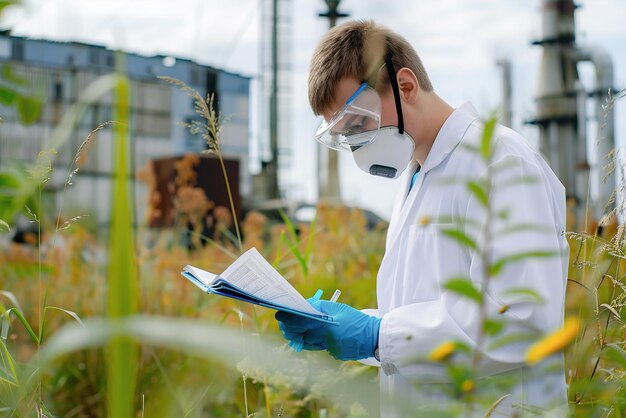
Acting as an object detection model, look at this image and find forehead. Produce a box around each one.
[322,77,363,121]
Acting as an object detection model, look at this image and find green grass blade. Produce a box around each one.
[483,319,505,336]
[483,394,511,418]
[278,209,308,277]
[271,229,286,267]
[480,117,497,160]
[467,180,488,207]
[43,306,85,328]
[443,278,482,303]
[107,59,139,418]
[0,339,19,385]
[303,214,317,280]
[217,224,241,249]
[489,251,558,276]
[0,374,18,387]
[0,291,22,312]
[441,228,478,251]
[1,306,39,344]
[500,288,545,304]
[38,289,48,343]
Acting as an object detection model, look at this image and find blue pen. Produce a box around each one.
[290,289,323,352]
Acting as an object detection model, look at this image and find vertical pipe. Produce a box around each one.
[575,80,590,213]
[590,51,615,217]
[548,123,560,181]
[572,46,616,217]
[254,0,267,202]
[267,0,279,199]
[558,123,578,201]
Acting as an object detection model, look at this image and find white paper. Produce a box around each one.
[184,265,218,286]
[220,248,322,315]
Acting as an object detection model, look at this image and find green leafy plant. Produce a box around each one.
[409,115,574,416]
[0,64,42,125]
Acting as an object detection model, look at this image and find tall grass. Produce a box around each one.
[106,53,139,418]
[158,76,243,253]
[1,206,385,416]
[1,69,120,416]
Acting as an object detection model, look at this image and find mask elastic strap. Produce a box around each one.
[384,52,404,135]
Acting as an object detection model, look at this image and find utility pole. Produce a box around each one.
[317,0,349,202]
[266,0,280,199]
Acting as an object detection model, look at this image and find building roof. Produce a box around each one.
[0,30,251,81]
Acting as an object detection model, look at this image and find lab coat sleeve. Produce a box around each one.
[378,153,568,381]
[358,308,381,367]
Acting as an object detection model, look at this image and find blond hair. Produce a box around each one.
[308,20,433,116]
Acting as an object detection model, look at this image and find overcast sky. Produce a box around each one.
[4,0,626,218]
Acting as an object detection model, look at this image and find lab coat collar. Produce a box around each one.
[386,102,479,248]
[388,159,420,237]
[420,102,479,174]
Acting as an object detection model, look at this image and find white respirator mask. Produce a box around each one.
[313,52,415,179]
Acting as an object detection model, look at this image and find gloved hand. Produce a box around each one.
[275,298,381,361]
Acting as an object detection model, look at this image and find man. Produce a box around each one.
[275,20,569,417]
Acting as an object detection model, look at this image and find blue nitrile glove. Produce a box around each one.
[275,299,381,361]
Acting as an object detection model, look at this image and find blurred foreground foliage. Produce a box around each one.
[3,185,626,416]
[1,198,386,417]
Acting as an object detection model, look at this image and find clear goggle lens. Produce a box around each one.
[314,83,381,151]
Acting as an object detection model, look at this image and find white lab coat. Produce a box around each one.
[364,103,569,417]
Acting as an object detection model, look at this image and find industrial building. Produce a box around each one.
[531,0,617,221]
[0,32,251,231]
[0,0,619,232]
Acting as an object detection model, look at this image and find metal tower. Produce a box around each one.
[254,0,292,202]
[531,0,616,218]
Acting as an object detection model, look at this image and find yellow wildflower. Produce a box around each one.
[526,317,580,365]
[429,341,456,362]
[461,379,475,393]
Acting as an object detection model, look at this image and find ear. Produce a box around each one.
[396,68,419,104]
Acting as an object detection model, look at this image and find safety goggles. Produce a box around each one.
[313,52,405,152]
[313,83,382,151]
